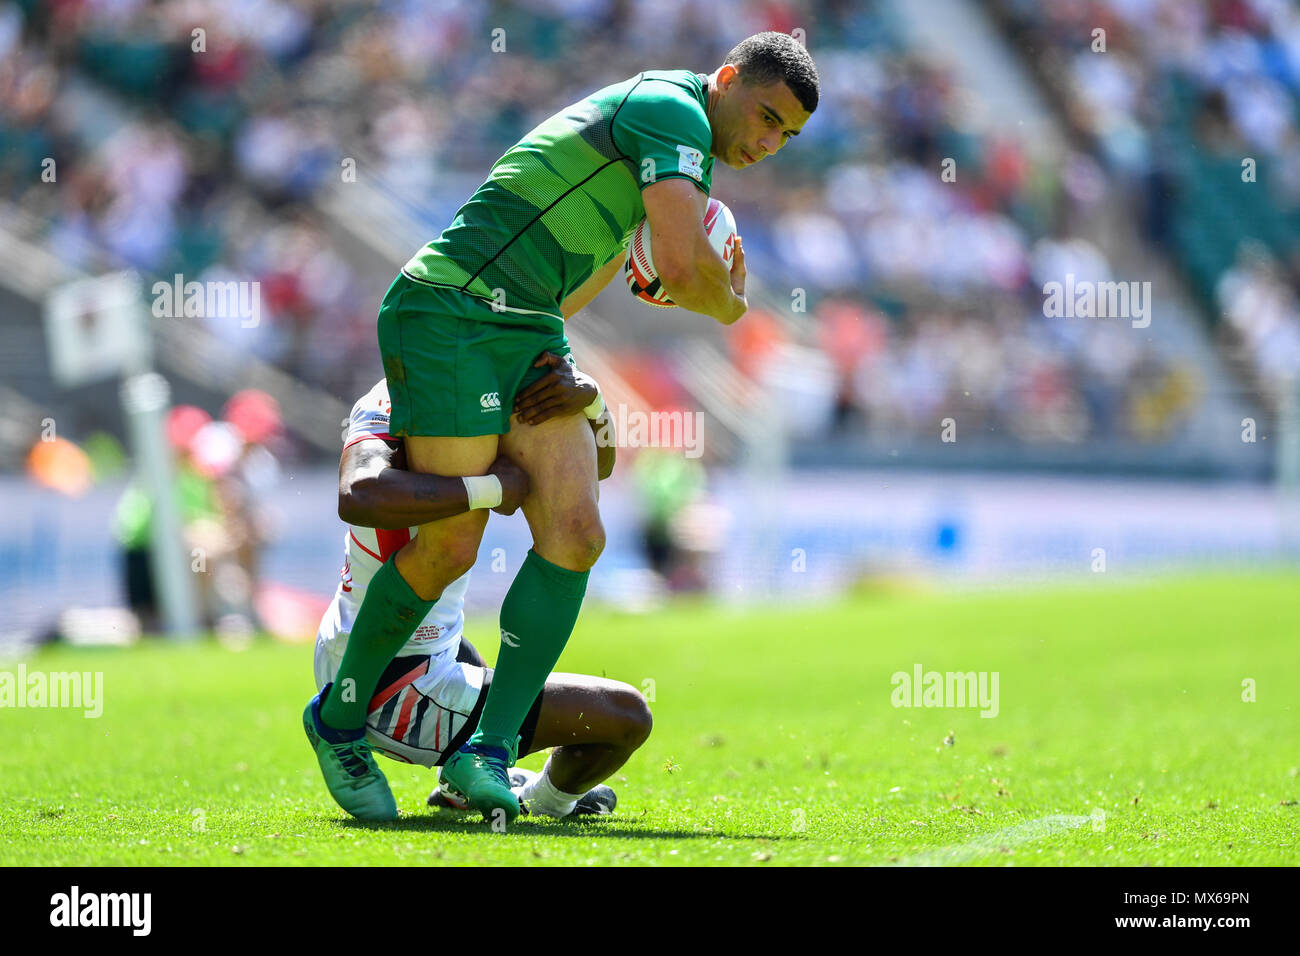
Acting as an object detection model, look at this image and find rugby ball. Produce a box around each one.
[625,198,738,308]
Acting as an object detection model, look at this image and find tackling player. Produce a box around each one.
[308,31,819,823]
[306,355,652,820]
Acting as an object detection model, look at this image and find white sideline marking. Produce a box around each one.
[882,814,1090,866]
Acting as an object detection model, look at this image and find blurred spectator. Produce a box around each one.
[218,388,284,629]
[25,435,92,497]
[632,446,709,592]
[1217,242,1300,393]
[993,0,1300,405]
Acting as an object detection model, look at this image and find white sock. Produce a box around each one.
[520,760,583,818]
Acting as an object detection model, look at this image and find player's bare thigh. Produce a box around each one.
[499,412,603,572]
[394,434,499,601]
[456,639,651,754]
[527,672,653,753]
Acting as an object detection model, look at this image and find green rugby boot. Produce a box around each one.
[439,733,521,824]
[303,683,398,822]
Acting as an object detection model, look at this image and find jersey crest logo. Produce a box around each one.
[480,392,501,410]
[676,145,704,181]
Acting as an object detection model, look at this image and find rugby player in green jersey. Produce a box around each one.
[305,32,818,823]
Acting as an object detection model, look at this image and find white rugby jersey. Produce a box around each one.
[317,380,470,660]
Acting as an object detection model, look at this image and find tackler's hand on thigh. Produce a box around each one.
[512,351,599,426]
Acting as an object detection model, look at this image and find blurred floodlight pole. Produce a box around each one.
[120,371,200,639]
[45,272,200,639]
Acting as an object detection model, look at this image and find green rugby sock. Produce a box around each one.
[320,555,435,731]
[471,549,589,747]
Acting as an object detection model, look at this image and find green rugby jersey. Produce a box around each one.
[402,69,715,328]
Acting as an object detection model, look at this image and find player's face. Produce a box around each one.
[715,72,810,170]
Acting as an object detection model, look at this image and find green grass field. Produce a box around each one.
[2,572,1297,866]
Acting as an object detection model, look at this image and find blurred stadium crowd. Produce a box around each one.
[1,0,1294,455]
[993,0,1300,399]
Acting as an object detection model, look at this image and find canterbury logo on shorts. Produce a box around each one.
[480,392,501,410]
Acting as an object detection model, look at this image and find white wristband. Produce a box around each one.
[583,391,606,420]
[463,474,503,511]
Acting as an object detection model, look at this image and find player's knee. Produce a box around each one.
[544,509,605,571]
[575,517,606,571]
[610,685,653,750]
[443,539,483,579]
[411,529,481,580]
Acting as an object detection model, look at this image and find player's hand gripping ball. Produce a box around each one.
[626,198,738,308]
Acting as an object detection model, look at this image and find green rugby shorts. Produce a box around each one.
[377,273,570,437]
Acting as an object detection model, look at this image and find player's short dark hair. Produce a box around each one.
[724,32,819,114]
